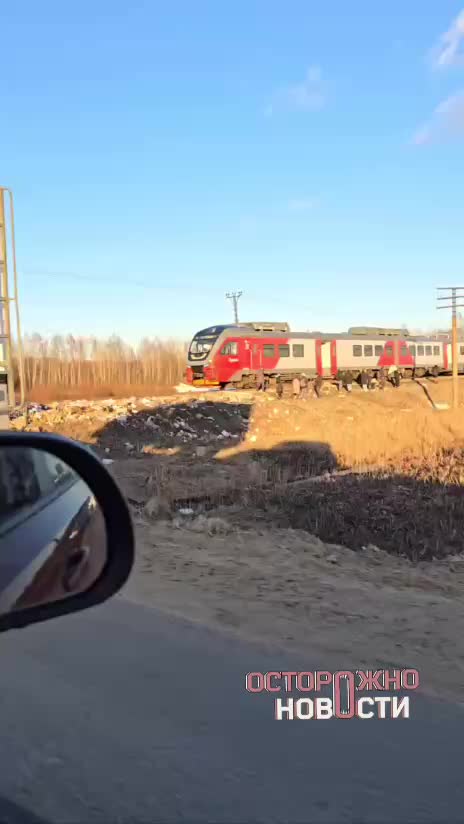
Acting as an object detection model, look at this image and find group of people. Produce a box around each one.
[334,366,401,392]
[256,370,323,399]
[255,366,402,397]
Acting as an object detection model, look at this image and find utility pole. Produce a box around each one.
[437,287,464,409]
[226,291,242,323]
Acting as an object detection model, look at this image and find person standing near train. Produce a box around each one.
[276,374,283,399]
[256,369,265,391]
[386,365,400,387]
[344,370,353,393]
[378,367,386,390]
[314,375,324,398]
[300,374,309,399]
[292,376,301,399]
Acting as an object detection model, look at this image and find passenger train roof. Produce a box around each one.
[192,325,451,342]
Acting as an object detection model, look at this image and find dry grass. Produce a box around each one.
[26,383,176,404]
[118,380,464,562]
[216,378,464,470]
[12,333,187,402]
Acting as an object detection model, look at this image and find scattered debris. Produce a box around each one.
[177,514,232,536]
[10,396,250,452]
[144,495,171,520]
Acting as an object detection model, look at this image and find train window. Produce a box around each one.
[279,344,290,358]
[433,346,440,356]
[400,346,408,357]
[364,345,373,356]
[385,345,393,357]
[220,341,238,356]
[417,345,424,356]
[409,345,416,356]
[263,344,275,358]
[425,346,432,356]
[353,345,362,357]
[374,345,383,356]
[292,344,304,357]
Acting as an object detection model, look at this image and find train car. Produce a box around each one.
[185,322,319,387]
[185,322,463,388]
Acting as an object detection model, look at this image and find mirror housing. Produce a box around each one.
[0,432,134,633]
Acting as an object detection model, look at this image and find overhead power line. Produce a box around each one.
[22,269,313,315]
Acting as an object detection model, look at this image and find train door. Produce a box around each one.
[444,343,449,371]
[458,342,464,374]
[330,340,337,376]
[250,341,262,371]
[315,340,332,376]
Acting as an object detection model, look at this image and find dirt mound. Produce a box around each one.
[10,396,252,455]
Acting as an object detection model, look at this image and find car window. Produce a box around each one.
[0,449,77,524]
[38,453,77,495]
[0,449,43,520]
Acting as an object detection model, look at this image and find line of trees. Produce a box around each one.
[12,334,188,394]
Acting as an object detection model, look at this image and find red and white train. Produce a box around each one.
[185,322,463,388]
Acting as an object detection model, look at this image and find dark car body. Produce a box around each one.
[0,448,106,613]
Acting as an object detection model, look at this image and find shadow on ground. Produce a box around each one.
[95,400,464,564]
[94,400,253,457]
[240,453,464,562]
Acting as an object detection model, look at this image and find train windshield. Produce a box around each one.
[189,338,214,359]
[188,326,228,361]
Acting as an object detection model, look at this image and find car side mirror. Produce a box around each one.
[0,432,134,633]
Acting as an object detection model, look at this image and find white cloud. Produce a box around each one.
[266,66,325,115]
[431,9,464,69]
[412,90,464,144]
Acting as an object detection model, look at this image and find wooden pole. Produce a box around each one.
[452,289,458,409]
[0,190,14,410]
[437,287,464,410]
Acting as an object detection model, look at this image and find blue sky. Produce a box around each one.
[2,1,464,344]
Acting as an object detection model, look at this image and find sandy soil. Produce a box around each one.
[120,514,464,704]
